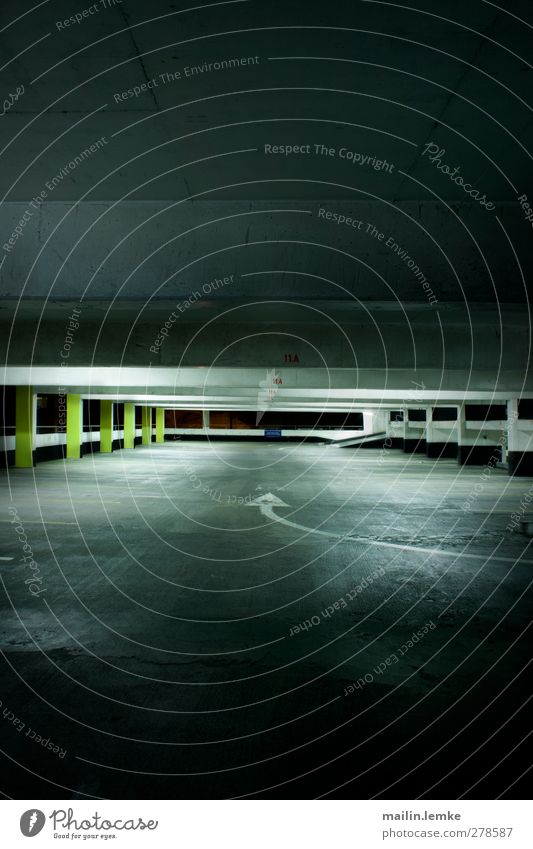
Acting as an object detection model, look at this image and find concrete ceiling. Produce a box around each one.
[1,0,532,202]
[1,0,532,355]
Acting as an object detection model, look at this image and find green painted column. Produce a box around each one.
[124,403,135,449]
[66,394,81,460]
[141,406,152,446]
[100,400,113,453]
[15,386,34,468]
[155,408,164,443]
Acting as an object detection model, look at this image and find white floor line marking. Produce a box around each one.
[126,495,172,499]
[247,494,532,565]
[23,499,123,505]
[0,520,78,526]
[0,556,14,561]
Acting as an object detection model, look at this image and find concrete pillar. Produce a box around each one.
[141,407,151,446]
[400,408,407,449]
[457,402,472,465]
[426,407,458,459]
[505,399,517,468]
[458,403,503,466]
[15,386,34,468]
[403,408,426,453]
[202,409,210,430]
[425,407,433,451]
[66,394,82,459]
[507,399,533,476]
[457,404,466,459]
[100,400,113,453]
[386,410,404,448]
[155,408,164,443]
[123,403,135,449]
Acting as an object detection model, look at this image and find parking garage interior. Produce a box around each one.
[1,0,533,801]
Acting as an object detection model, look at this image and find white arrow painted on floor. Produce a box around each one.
[246,493,533,565]
[246,493,290,509]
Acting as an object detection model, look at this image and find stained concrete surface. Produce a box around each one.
[0,441,532,799]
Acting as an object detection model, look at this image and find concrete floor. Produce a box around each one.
[1,441,532,799]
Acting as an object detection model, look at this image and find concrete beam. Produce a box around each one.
[2,366,530,402]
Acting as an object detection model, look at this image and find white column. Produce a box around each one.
[507,398,533,475]
[425,406,433,445]
[507,399,518,456]
[457,403,467,464]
